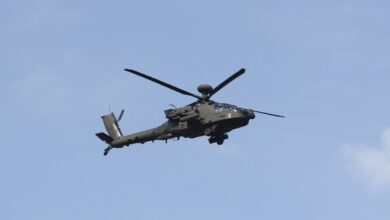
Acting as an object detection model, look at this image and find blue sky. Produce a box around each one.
[1,0,390,219]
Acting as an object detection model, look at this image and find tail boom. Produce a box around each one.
[96,113,177,155]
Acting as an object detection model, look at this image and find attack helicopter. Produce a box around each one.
[96,68,284,156]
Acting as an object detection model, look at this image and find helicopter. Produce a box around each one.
[96,68,284,156]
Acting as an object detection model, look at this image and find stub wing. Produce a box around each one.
[95,132,113,144]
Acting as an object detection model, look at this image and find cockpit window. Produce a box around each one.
[212,103,239,112]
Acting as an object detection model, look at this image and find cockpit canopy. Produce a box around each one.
[212,102,239,112]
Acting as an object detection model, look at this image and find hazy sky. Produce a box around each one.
[1,0,390,219]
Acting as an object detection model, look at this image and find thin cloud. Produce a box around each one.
[7,68,141,119]
[9,72,70,116]
[27,0,80,27]
[342,128,390,188]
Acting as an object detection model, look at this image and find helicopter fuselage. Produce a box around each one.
[108,101,255,148]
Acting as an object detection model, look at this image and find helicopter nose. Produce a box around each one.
[241,109,255,119]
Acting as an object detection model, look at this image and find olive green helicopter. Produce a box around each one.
[96,68,284,156]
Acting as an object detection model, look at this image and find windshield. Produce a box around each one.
[212,103,239,112]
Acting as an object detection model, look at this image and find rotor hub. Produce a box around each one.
[197,84,213,96]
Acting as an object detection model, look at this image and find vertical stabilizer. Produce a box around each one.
[101,113,123,140]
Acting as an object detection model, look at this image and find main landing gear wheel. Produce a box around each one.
[216,139,224,145]
[208,134,229,145]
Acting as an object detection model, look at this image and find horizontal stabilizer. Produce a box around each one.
[96,132,113,144]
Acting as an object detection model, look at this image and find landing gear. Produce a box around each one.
[103,146,112,156]
[208,134,228,145]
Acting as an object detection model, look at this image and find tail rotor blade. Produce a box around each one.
[118,109,125,122]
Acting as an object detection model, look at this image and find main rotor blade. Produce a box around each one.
[253,110,285,118]
[207,68,246,99]
[124,69,202,99]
